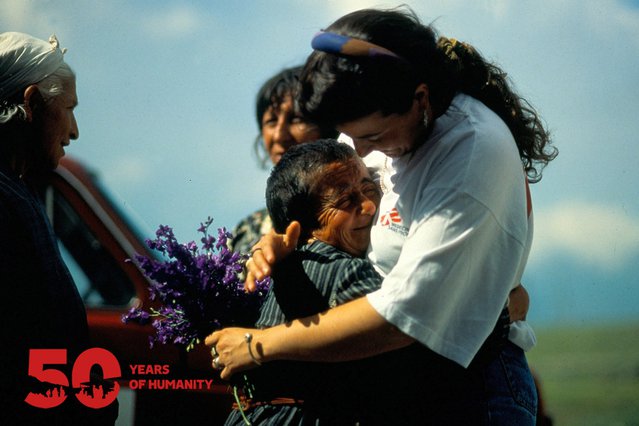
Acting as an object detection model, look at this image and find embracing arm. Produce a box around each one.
[244,220,529,321]
[508,283,529,321]
[205,296,414,380]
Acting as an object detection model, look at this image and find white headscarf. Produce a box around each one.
[0,32,66,101]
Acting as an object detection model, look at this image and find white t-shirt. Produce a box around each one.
[343,93,536,368]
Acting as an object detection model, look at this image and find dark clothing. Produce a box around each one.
[226,241,383,425]
[256,240,381,328]
[229,207,271,254]
[0,164,117,425]
[226,240,521,425]
[227,242,442,425]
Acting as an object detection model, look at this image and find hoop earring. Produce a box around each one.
[423,111,429,128]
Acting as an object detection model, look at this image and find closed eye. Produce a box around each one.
[335,196,354,210]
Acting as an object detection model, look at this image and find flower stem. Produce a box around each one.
[232,385,252,426]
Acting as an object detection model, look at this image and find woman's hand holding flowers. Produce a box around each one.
[205,327,264,380]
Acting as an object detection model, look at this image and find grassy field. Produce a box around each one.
[527,321,639,425]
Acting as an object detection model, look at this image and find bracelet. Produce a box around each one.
[244,333,262,366]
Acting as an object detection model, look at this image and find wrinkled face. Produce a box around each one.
[312,158,381,257]
[336,97,424,158]
[36,79,79,169]
[262,96,322,165]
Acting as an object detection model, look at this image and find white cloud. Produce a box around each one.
[321,0,444,19]
[0,0,60,35]
[530,201,639,270]
[103,156,152,189]
[478,0,510,19]
[324,0,399,14]
[0,0,34,29]
[141,5,204,39]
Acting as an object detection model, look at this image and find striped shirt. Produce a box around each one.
[227,240,383,425]
[256,240,382,328]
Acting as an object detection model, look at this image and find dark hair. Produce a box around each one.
[253,66,337,169]
[266,139,358,239]
[299,7,556,182]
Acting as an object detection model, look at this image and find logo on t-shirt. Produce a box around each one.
[379,208,401,226]
[379,208,408,236]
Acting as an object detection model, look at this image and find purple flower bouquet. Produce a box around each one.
[122,217,269,351]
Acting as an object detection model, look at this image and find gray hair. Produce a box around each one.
[0,62,75,124]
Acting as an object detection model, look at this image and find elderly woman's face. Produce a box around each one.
[261,96,322,165]
[312,158,380,257]
[36,79,79,169]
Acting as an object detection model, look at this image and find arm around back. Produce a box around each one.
[206,296,414,380]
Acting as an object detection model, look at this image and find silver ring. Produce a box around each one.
[211,346,218,357]
[212,356,222,370]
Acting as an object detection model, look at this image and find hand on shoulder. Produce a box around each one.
[245,221,301,291]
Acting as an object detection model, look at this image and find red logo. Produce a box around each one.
[379,208,401,226]
[24,348,120,409]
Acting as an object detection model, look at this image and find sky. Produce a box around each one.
[2,0,638,326]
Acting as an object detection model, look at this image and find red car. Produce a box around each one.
[47,157,234,425]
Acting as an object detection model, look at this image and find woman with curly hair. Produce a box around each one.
[211,7,556,424]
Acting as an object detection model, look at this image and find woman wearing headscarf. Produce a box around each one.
[0,32,117,426]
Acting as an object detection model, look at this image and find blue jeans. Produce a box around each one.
[404,341,538,425]
[483,342,538,425]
